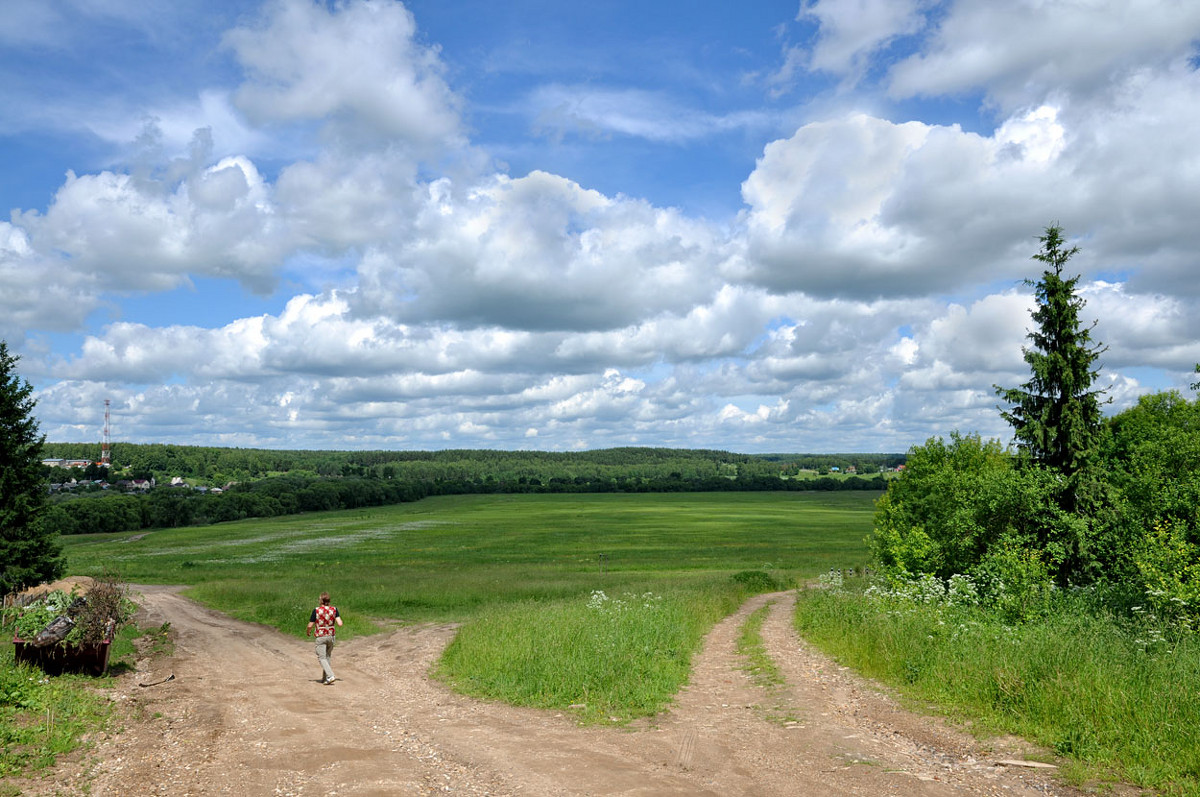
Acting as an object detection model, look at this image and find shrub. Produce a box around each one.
[730,570,791,592]
[1133,519,1200,631]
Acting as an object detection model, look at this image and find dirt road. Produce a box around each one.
[24,587,1094,796]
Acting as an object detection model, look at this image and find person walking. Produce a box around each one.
[306,591,343,684]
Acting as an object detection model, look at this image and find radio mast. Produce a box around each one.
[101,399,112,467]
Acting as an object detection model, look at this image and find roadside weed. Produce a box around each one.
[795,575,1200,795]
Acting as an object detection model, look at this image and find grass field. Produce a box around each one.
[61,491,877,634]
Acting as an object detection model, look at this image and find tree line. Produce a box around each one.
[38,453,890,537]
[40,442,903,486]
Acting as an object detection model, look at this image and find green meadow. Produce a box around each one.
[59,491,875,723]
[63,492,875,628]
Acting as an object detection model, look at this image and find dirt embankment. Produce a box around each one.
[13,587,1115,796]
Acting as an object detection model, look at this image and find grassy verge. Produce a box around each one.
[438,580,745,724]
[794,577,1200,795]
[0,642,112,781]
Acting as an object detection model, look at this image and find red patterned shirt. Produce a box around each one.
[311,605,339,638]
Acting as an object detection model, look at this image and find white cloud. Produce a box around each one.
[12,160,287,294]
[1088,283,1200,371]
[887,0,1200,109]
[354,170,731,331]
[740,75,1200,303]
[10,0,1200,454]
[224,0,462,151]
[1,252,101,343]
[528,85,775,143]
[803,0,927,83]
[82,92,272,165]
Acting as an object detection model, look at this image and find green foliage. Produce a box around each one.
[1133,520,1200,631]
[875,227,1125,591]
[1103,390,1200,537]
[0,341,64,594]
[872,433,1040,575]
[1096,390,1200,620]
[871,432,1014,577]
[40,442,903,490]
[972,538,1055,623]
[994,225,1107,507]
[730,569,793,592]
[873,430,1114,589]
[4,591,77,641]
[41,447,889,537]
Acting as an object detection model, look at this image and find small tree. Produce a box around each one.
[995,225,1107,510]
[0,341,63,595]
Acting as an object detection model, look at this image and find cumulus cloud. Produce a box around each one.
[739,111,1046,298]
[886,0,1200,109]
[12,155,287,294]
[1087,283,1200,370]
[10,0,1200,453]
[224,0,462,151]
[739,70,1200,303]
[0,231,101,341]
[354,170,732,331]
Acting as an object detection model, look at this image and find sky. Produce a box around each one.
[3,0,1200,454]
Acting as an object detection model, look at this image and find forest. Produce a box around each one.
[36,445,899,536]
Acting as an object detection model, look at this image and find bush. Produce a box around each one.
[871,433,1021,578]
[1133,519,1200,631]
[973,537,1054,623]
[730,570,792,592]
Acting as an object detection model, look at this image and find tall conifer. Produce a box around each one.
[0,341,63,595]
[995,226,1106,510]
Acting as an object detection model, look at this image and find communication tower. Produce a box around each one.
[100,399,112,467]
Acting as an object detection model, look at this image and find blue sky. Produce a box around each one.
[3,0,1199,453]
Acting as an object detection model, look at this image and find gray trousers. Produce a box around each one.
[315,636,336,681]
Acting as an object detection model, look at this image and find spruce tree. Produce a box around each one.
[995,225,1106,510]
[0,340,63,595]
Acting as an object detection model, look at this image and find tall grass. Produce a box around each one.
[794,577,1200,795]
[438,582,745,723]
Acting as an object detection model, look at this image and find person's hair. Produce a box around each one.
[320,592,331,605]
